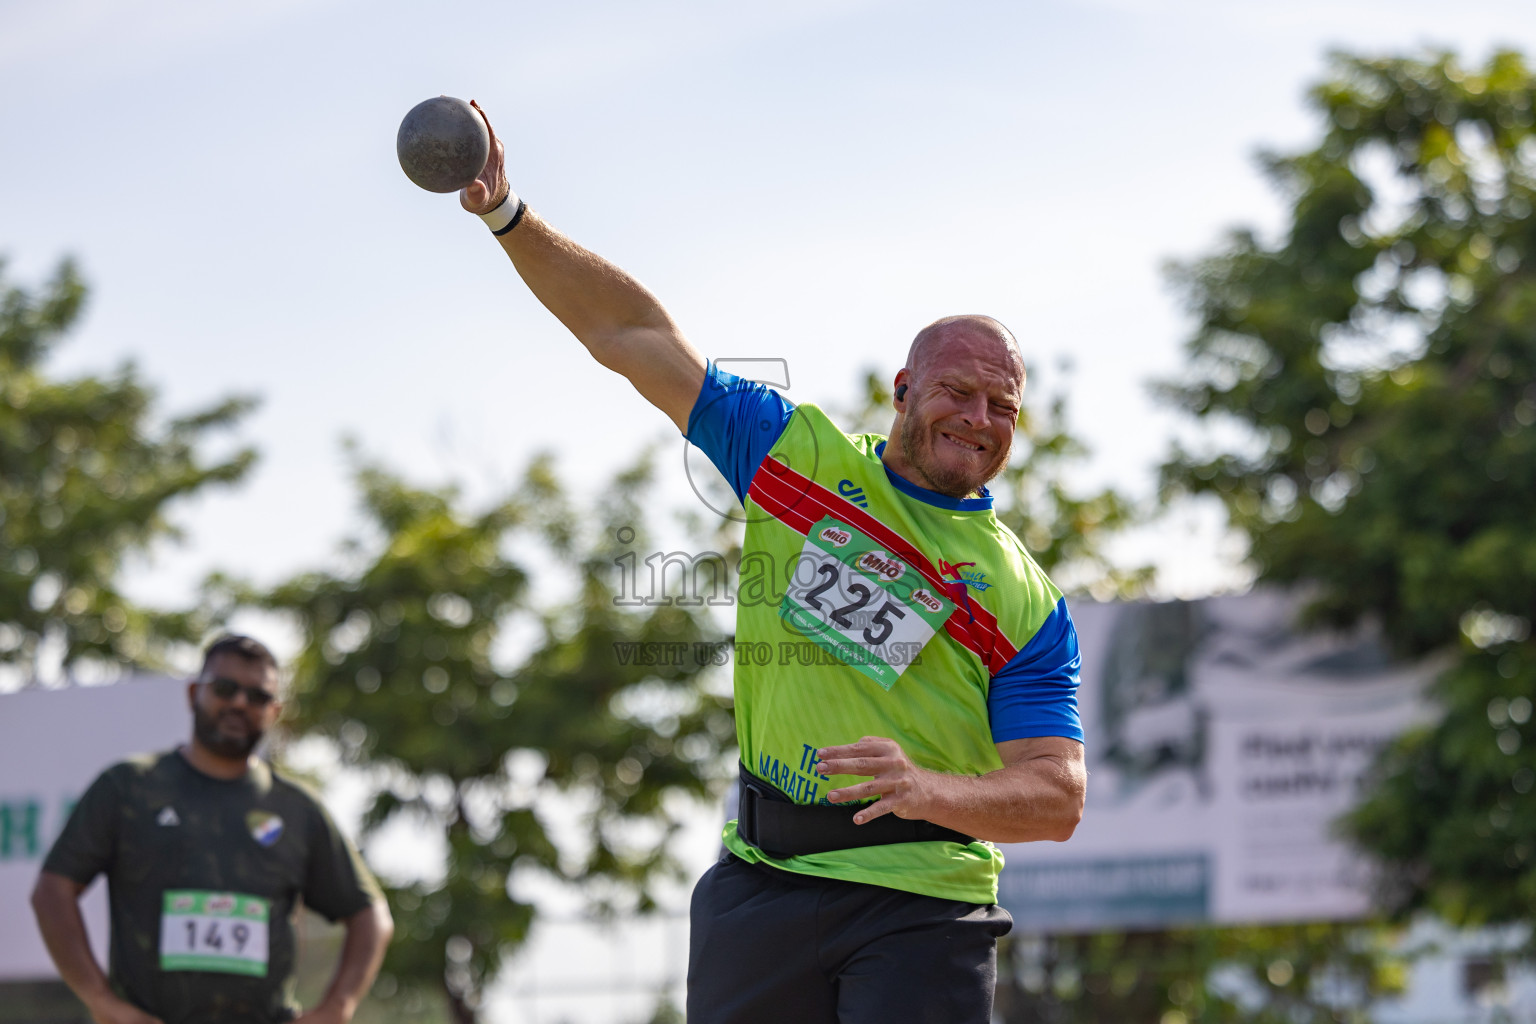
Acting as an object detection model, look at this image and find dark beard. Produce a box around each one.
[193,703,262,760]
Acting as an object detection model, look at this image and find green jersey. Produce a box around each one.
[712,401,1076,904]
[43,750,380,1024]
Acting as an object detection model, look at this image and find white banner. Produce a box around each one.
[0,677,188,980]
[998,589,1437,931]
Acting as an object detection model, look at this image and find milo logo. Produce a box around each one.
[858,550,906,582]
[911,588,943,614]
[206,894,236,915]
[818,526,852,548]
[171,894,195,912]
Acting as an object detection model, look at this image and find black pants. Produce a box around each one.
[687,853,1012,1024]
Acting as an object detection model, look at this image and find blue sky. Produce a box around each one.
[4,0,1535,626]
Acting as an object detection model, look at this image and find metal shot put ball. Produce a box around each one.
[396,96,490,193]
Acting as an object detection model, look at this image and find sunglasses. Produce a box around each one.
[204,677,277,708]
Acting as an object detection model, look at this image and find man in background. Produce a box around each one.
[31,634,393,1024]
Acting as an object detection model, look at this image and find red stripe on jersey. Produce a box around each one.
[748,455,1018,673]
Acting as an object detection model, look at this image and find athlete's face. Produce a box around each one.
[190,653,281,761]
[893,330,1023,498]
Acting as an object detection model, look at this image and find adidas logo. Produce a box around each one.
[157,807,180,827]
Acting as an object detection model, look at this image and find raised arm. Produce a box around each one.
[459,102,706,433]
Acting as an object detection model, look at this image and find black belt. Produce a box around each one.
[736,763,975,858]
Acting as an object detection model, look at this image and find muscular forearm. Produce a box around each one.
[493,210,705,430]
[306,900,393,1023]
[899,755,1085,844]
[496,210,670,349]
[819,736,1086,845]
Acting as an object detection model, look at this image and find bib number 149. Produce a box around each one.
[160,890,270,977]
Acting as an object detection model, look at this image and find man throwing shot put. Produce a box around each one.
[457,102,1085,1024]
[31,635,393,1024]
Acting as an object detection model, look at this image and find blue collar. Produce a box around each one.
[873,441,994,511]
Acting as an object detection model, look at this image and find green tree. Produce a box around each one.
[0,256,256,683]
[249,450,732,1024]
[1157,48,1536,937]
[990,48,1536,1023]
[998,923,1411,1024]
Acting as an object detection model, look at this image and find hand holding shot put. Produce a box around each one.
[456,100,508,215]
[403,93,1085,1024]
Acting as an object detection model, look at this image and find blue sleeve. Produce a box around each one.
[685,361,795,503]
[988,597,1084,743]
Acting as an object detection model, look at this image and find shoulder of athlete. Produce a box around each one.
[262,764,336,822]
[92,750,168,789]
[263,762,311,794]
[61,754,167,827]
[791,402,890,461]
[988,517,1058,578]
[848,431,888,460]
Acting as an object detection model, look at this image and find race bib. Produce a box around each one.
[779,517,954,690]
[159,890,270,977]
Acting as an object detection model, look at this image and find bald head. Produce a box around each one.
[906,315,1025,390]
[882,315,1026,498]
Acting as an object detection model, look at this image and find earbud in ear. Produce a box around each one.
[895,384,908,401]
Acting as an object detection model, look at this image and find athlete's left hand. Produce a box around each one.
[816,736,937,824]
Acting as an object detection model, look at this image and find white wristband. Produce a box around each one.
[479,190,526,235]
